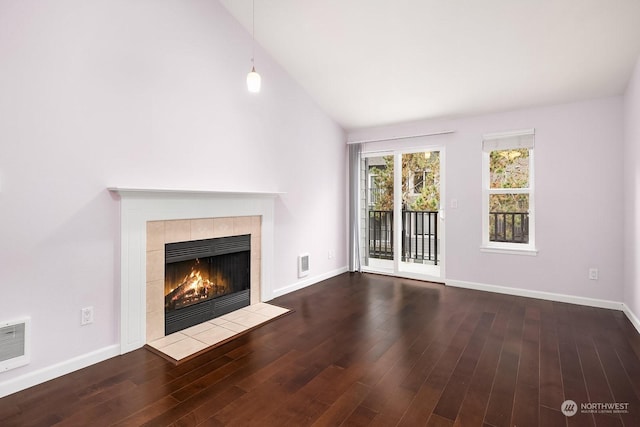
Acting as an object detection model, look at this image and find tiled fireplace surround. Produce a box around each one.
[111,188,278,354]
[145,216,261,342]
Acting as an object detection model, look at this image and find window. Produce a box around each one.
[367,157,390,209]
[482,129,536,254]
[412,171,425,194]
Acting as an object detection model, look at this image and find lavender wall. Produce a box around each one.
[624,57,640,323]
[350,97,625,302]
[0,0,346,388]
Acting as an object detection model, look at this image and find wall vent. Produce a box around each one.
[0,317,30,372]
[298,253,310,278]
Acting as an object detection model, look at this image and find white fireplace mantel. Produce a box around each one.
[109,187,281,354]
[108,187,285,197]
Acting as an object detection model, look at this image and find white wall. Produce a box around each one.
[624,56,640,325]
[0,0,346,391]
[350,97,625,302]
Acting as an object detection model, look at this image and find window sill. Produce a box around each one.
[480,245,538,256]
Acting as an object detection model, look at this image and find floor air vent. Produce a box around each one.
[0,318,30,372]
[298,253,310,278]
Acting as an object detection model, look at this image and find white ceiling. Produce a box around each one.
[219,0,640,131]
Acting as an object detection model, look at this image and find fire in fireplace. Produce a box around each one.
[165,255,242,311]
[164,234,251,335]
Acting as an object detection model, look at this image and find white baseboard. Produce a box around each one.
[270,266,349,298]
[0,344,120,399]
[446,279,625,311]
[622,304,640,335]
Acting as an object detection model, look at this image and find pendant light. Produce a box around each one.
[246,0,261,93]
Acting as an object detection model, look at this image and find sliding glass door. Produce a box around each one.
[362,148,443,280]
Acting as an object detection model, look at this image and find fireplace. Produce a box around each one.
[164,234,251,335]
[110,187,278,353]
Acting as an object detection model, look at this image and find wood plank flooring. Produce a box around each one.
[1,273,640,426]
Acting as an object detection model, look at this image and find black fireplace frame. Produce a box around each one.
[164,234,251,335]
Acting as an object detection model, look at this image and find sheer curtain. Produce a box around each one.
[348,143,362,272]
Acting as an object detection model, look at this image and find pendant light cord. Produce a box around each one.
[246,0,261,92]
[251,0,255,67]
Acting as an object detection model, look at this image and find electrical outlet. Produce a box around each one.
[81,307,94,325]
[588,268,598,280]
[328,251,334,259]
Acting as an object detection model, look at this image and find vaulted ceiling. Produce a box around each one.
[219,0,640,130]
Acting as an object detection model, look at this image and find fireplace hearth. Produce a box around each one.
[164,234,251,335]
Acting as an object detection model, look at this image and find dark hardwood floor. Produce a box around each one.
[2,273,640,426]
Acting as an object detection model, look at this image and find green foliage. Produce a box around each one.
[411,152,440,211]
[489,194,529,213]
[370,156,394,211]
[489,149,530,213]
[371,152,440,211]
[490,149,529,189]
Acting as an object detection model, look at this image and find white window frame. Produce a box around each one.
[481,129,537,255]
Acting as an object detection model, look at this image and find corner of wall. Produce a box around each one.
[270,266,349,299]
[623,54,640,327]
[622,304,640,335]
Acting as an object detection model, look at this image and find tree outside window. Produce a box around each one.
[489,149,530,242]
[370,152,440,212]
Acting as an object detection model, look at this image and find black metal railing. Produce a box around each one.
[367,210,439,265]
[368,210,393,259]
[489,212,529,243]
[402,210,438,265]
